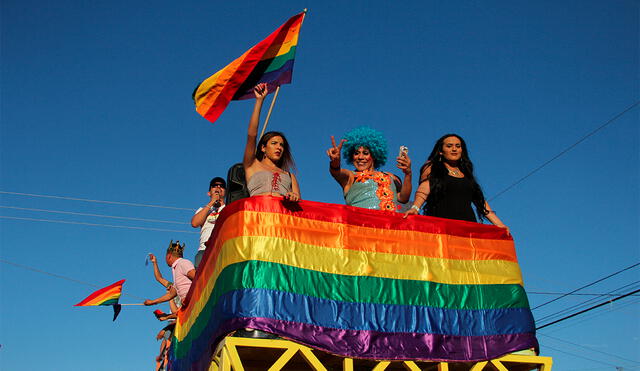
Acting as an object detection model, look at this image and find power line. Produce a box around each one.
[542,344,620,368]
[545,297,640,334]
[532,262,640,310]
[539,333,640,365]
[0,205,189,225]
[536,288,640,330]
[489,100,640,201]
[529,291,640,297]
[0,190,193,211]
[0,215,198,234]
[0,258,145,300]
[536,281,640,323]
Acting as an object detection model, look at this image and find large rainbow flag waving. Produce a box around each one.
[193,12,305,124]
[170,197,538,370]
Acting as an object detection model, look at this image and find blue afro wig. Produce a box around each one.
[341,126,388,168]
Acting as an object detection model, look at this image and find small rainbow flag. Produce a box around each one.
[193,11,305,124]
[75,279,125,321]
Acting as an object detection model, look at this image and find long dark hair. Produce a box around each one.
[420,134,488,220]
[255,131,296,173]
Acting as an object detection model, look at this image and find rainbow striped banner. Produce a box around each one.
[74,279,125,306]
[193,12,305,124]
[170,197,537,369]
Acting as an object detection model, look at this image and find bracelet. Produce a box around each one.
[411,205,420,212]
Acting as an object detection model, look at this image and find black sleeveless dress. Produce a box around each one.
[425,174,477,222]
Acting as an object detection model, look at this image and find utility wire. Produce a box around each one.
[542,344,621,368]
[529,291,640,297]
[0,205,188,225]
[532,262,640,310]
[0,258,145,300]
[0,215,198,234]
[536,288,640,330]
[545,297,640,334]
[536,281,640,323]
[0,190,193,211]
[489,100,640,201]
[539,333,640,365]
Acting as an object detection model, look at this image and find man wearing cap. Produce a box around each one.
[191,177,227,268]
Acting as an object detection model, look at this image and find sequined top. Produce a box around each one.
[247,170,293,197]
[344,171,399,211]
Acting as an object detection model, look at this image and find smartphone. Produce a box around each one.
[399,146,409,158]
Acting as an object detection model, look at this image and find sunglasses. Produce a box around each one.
[211,184,225,188]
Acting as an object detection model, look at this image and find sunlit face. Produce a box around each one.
[208,183,226,199]
[440,136,462,162]
[262,136,285,162]
[352,146,374,171]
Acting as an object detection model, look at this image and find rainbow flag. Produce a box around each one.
[75,279,125,321]
[193,12,305,124]
[170,197,538,369]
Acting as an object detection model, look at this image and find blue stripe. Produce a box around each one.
[212,288,535,336]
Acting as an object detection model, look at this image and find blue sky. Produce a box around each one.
[1,1,638,370]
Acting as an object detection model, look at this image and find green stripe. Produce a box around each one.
[263,46,296,73]
[217,260,528,310]
[174,260,529,359]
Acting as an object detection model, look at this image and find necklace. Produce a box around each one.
[446,166,461,176]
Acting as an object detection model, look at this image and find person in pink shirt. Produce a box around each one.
[144,241,196,307]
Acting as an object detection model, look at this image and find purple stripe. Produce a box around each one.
[176,317,538,369]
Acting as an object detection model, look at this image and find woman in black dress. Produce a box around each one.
[404,134,510,234]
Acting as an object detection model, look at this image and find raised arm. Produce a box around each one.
[326,136,352,190]
[403,164,431,218]
[395,153,412,204]
[190,191,221,228]
[149,254,170,288]
[243,83,268,170]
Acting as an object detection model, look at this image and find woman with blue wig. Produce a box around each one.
[326,127,412,211]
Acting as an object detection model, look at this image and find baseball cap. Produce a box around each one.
[209,177,226,189]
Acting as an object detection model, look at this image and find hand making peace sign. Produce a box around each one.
[326,135,347,169]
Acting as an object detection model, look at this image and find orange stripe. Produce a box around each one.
[214,211,517,262]
[194,51,250,111]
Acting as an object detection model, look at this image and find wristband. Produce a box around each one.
[411,205,420,212]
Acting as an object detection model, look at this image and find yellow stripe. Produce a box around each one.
[218,236,523,285]
[175,236,523,340]
[217,211,517,261]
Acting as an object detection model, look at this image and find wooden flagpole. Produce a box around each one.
[259,85,281,138]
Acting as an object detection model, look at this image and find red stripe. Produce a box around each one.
[208,197,511,245]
